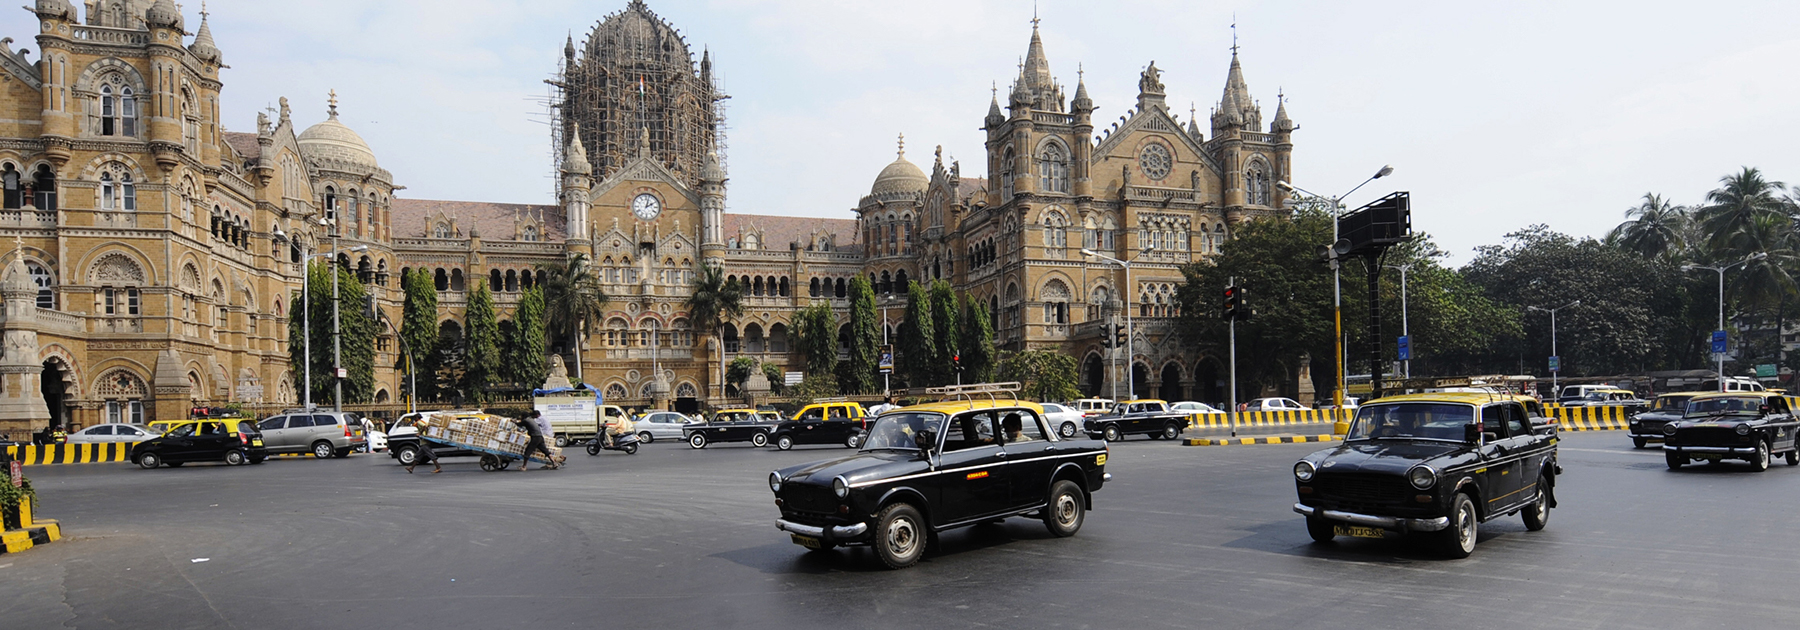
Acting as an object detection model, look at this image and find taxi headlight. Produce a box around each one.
[1735,424,1751,436]
[833,476,849,499]
[1407,465,1437,490]
[1663,423,1679,436]
[769,471,783,494]
[1293,461,1316,482]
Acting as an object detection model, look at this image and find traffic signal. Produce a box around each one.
[1100,324,1116,348]
[1114,323,1128,348]
[1238,286,1253,320]
[953,353,963,373]
[1223,285,1240,320]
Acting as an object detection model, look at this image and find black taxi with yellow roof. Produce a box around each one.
[769,382,1111,569]
[1292,391,1559,558]
[1662,391,1800,471]
[683,408,782,448]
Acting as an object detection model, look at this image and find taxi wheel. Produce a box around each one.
[224,449,246,466]
[1161,423,1181,440]
[1631,437,1647,449]
[777,435,795,451]
[1102,425,1122,442]
[1305,516,1336,543]
[752,432,769,448]
[1059,422,1078,438]
[1666,452,1684,469]
[1749,441,1770,472]
[138,452,161,469]
[396,446,419,466]
[311,441,334,459]
[1522,477,1551,531]
[1042,480,1085,537]
[638,432,654,444]
[845,434,860,449]
[874,503,926,569]
[1787,447,1799,466]
[1435,493,1478,559]
[689,433,708,449]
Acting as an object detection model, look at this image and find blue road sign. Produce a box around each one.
[1548,356,1561,372]
[1397,335,1411,361]
[1711,330,1728,354]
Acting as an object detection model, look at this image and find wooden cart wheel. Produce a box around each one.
[480,455,499,471]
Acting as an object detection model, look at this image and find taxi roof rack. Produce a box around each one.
[809,397,849,404]
[926,382,1022,404]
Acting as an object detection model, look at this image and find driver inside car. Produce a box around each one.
[1003,413,1031,442]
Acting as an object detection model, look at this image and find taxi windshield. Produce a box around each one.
[1347,403,1474,442]
[715,412,752,423]
[1653,395,1694,411]
[860,412,946,451]
[1686,396,1763,416]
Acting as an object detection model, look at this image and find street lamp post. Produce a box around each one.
[1082,245,1154,400]
[1385,262,1413,380]
[880,293,898,396]
[1684,252,1766,392]
[1278,165,1392,419]
[1527,300,1580,398]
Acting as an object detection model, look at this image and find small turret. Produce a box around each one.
[32,0,75,21]
[190,8,222,65]
[146,0,183,31]
[1271,92,1296,133]
[562,124,592,175]
[1071,68,1093,114]
[984,85,1005,129]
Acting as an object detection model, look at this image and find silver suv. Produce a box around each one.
[254,410,369,458]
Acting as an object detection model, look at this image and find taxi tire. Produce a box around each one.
[689,433,708,449]
[1435,494,1478,559]
[1059,422,1078,438]
[1631,437,1647,449]
[1666,452,1684,469]
[312,441,334,459]
[1750,441,1770,472]
[396,446,420,466]
[1161,423,1181,440]
[873,503,926,569]
[777,434,795,451]
[1102,425,1122,442]
[224,449,247,466]
[845,434,860,449]
[1522,477,1551,531]
[1042,480,1085,537]
[138,452,161,469]
[752,432,769,448]
[1305,516,1336,543]
[638,432,654,444]
[1787,447,1799,466]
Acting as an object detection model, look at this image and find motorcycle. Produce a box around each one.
[586,432,641,455]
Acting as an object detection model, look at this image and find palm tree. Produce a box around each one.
[1607,193,1688,259]
[685,264,744,400]
[539,253,608,380]
[1696,167,1787,254]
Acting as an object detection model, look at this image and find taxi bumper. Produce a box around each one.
[1293,503,1450,532]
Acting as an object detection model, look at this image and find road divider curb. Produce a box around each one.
[1,496,60,556]
[1185,410,1351,429]
[1183,434,1341,446]
[3,443,134,465]
[1554,418,1629,432]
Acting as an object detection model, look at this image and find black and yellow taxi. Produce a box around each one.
[1628,391,1709,449]
[770,399,868,450]
[684,408,782,448]
[1663,391,1800,471]
[1292,392,1559,558]
[130,414,267,469]
[770,383,1111,569]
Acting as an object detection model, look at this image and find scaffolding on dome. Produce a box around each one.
[545,2,727,202]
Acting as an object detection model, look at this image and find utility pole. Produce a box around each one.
[331,229,342,412]
[1226,276,1239,438]
[1386,263,1412,380]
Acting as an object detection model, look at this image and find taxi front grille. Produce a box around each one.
[1312,473,1410,505]
[779,483,838,514]
[1668,427,1751,447]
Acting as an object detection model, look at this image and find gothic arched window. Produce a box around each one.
[27,262,54,310]
[1245,160,1271,206]
[1039,142,1070,193]
[1042,209,1069,249]
[1001,147,1017,198]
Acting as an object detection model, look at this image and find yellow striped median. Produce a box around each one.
[3,442,137,465]
[1183,434,1341,446]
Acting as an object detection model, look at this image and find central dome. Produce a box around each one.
[870,136,927,196]
[297,96,378,169]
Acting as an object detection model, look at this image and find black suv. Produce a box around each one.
[771,396,1109,569]
[1292,393,1559,558]
[131,419,268,468]
[1663,392,1800,471]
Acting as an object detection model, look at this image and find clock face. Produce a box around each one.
[631,193,662,221]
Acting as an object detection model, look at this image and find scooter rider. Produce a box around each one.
[604,413,636,448]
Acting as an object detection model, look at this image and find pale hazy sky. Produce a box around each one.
[12,1,1799,263]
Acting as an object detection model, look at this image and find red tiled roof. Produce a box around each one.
[223,132,261,161]
[722,213,859,249]
[391,198,566,241]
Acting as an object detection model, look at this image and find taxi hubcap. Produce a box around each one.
[1457,504,1475,547]
[1055,495,1078,526]
[888,518,917,554]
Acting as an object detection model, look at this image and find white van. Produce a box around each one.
[1073,398,1115,417]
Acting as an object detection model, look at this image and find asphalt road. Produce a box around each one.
[4,431,1797,629]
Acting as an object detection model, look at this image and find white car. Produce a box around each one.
[66,423,156,443]
[631,411,698,443]
[1038,403,1089,439]
[1170,401,1222,414]
[1243,397,1310,412]
[1073,398,1115,418]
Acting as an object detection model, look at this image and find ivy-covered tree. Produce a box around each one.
[796,301,838,378]
[959,295,996,383]
[288,261,376,405]
[434,320,467,403]
[897,281,937,387]
[725,356,759,397]
[930,279,960,384]
[462,283,499,402]
[846,276,880,394]
[399,268,439,402]
[505,286,549,388]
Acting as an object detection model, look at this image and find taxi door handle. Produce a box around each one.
[996,450,1007,458]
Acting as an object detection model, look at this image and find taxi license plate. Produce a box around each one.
[790,534,822,549]
[1334,525,1385,539]
[251,439,263,446]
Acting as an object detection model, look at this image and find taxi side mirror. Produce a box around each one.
[1464,423,1482,444]
[916,429,937,454]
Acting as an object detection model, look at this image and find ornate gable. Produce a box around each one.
[1094,105,1220,175]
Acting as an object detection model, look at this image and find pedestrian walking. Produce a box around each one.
[406,418,442,474]
[515,410,560,471]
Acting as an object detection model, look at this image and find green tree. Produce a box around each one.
[434,320,467,402]
[788,374,839,407]
[795,301,839,377]
[1697,167,1788,255]
[462,282,499,402]
[998,351,1081,402]
[959,294,996,383]
[897,281,937,387]
[287,261,376,405]
[931,279,960,383]
[846,276,880,394]
[762,362,787,396]
[399,268,439,402]
[507,286,549,388]
[540,253,609,377]
[686,264,744,399]
[1607,193,1690,260]
[725,356,759,397]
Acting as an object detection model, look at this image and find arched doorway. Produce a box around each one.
[1159,363,1184,402]
[41,358,69,427]
[1082,353,1104,397]
[1131,363,1149,400]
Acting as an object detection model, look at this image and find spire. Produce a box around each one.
[1071,63,1092,112]
[563,124,592,175]
[1213,42,1262,131]
[701,147,724,182]
[1272,89,1295,133]
[190,2,221,64]
[1187,102,1202,137]
[564,32,576,61]
[327,90,339,120]
[986,83,1005,128]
